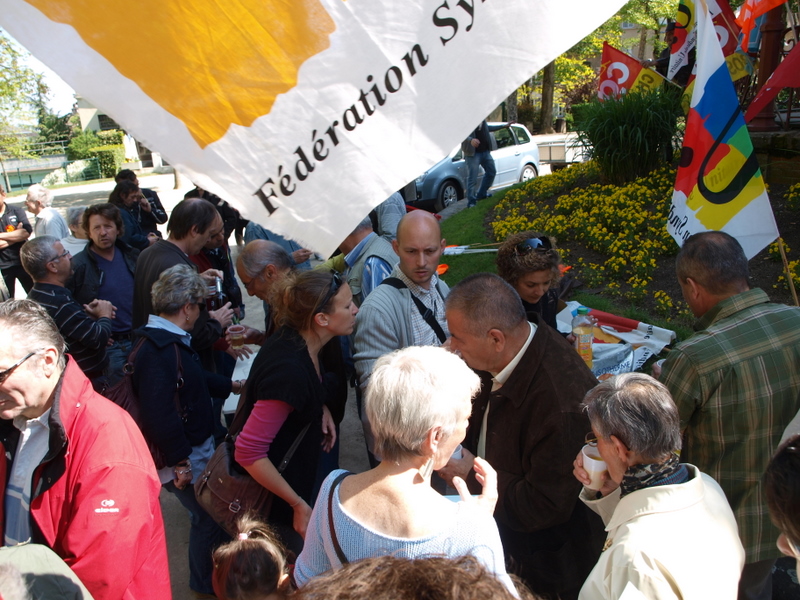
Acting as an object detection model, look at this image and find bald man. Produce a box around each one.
[352,211,448,461]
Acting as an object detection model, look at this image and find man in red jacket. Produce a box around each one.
[0,299,171,599]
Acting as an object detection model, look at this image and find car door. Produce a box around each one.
[489,126,520,189]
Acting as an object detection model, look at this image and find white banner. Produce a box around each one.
[2,0,627,255]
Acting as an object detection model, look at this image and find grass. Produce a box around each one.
[439,182,693,347]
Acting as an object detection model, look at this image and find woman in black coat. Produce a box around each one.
[131,264,243,596]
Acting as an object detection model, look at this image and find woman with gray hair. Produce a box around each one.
[130,264,243,596]
[59,206,89,256]
[573,373,744,599]
[294,345,515,594]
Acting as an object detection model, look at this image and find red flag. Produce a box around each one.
[598,42,664,100]
[736,0,787,51]
[745,41,800,121]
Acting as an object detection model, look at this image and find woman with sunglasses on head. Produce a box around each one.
[233,270,358,554]
[496,231,564,333]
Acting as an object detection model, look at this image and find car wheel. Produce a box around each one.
[435,181,460,212]
[520,164,538,183]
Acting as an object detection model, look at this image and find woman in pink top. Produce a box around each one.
[233,270,357,553]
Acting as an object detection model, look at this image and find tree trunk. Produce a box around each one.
[506,89,518,123]
[540,61,556,134]
[637,26,648,60]
[173,168,186,190]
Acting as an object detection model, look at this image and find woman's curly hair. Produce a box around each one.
[496,230,561,287]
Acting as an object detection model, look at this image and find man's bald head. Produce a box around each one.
[392,210,445,289]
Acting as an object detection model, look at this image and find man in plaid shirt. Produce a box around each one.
[657,231,800,600]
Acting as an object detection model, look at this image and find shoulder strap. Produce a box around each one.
[276,422,311,473]
[327,471,351,565]
[380,278,446,343]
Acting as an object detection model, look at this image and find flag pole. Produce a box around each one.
[778,237,799,306]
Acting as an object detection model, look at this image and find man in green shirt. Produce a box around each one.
[657,231,800,600]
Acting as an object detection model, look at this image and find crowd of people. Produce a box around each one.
[0,174,797,600]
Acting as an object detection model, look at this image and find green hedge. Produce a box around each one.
[89,144,125,178]
[97,129,124,145]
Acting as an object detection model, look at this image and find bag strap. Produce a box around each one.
[276,423,311,474]
[327,471,351,565]
[380,277,446,343]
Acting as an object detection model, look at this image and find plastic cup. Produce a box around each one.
[228,325,245,349]
[451,444,463,460]
[581,444,607,490]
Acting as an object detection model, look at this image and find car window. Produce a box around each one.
[513,126,530,144]
[495,128,515,149]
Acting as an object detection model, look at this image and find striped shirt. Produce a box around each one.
[660,288,800,563]
[28,283,111,376]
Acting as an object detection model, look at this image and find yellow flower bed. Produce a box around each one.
[491,161,678,305]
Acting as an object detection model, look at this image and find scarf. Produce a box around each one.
[619,452,688,498]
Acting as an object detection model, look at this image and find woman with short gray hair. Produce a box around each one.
[295,345,516,594]
[573,373,744,599]
[60,206,89,256]
[131,264,243,595]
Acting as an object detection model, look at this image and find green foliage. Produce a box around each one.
[37,112,73,145]
[67,129,100,160]
[0,31,39,158]
[575,88,682,185]
[89,144,124,178]
[97,129,124,146]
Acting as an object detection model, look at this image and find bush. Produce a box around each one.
[66,130,100,160]
[97,129,124,146]
[89,145,125,178]
[575,88,682,185]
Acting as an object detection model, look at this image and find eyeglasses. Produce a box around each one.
[48,248,71,263]
[515,236,553,255]
[0,351,38,385]
[241,274,262,291]
[585,432,598,446]
[315,271,343,314]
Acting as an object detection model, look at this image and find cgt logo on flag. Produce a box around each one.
[27,0,336,147]
[598,42,663,100]
[667,0,777,259]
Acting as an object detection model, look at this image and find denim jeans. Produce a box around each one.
[164,480,230,595]
[105,338,132,388]
[465,151,497,205]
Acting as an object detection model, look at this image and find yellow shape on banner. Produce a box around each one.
[28,0,335,147]
[685,146,765,230]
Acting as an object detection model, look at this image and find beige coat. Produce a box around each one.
[579,465,744,600]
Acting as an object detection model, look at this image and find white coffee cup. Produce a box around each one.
[451,444,463,460]
[581,444,608,490]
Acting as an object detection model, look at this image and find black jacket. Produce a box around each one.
[131,326,231,466]
[67,240,139,307]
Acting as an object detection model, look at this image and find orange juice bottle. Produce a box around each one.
[572,307,595,369]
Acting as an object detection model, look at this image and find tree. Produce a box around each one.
[0,30,41,188]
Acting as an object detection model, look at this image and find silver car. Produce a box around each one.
[412,123,540,212]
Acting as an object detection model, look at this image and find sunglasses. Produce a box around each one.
[315,271,343,314]
[0,351,38,385]
[515,236,553,255]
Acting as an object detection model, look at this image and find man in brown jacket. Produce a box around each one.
[439,273,604,600]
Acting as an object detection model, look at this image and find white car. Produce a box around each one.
[412,123,540,212]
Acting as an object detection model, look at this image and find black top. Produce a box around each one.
[0,203,32,269]
[235,326,327,525]
[132,326,230,466]
[522,288,560,332]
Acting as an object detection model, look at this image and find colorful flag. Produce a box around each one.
[745,41,800,122]
[669,0,741,81]
[668,0,778,259]
[598,42,664,100]
[736,0,788,51]
[0,0,628,256]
